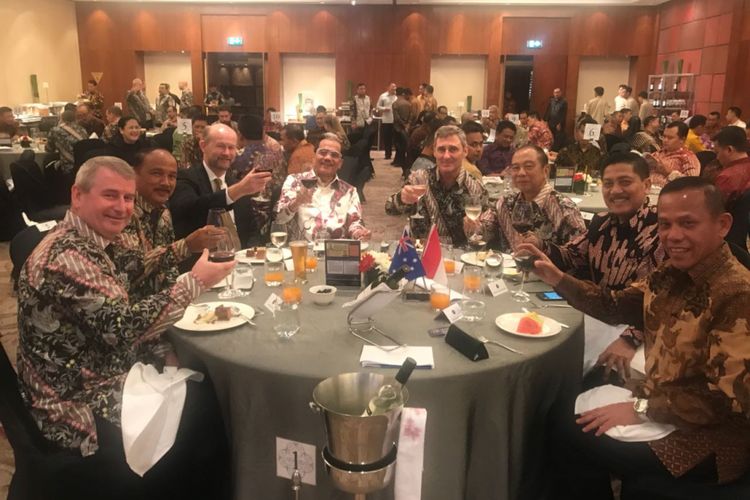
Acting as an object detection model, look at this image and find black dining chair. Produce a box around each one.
[9,225,49,289]
[9,151,68,222]
[621,470,750,500]
[726,189,750,252]
[0,344,153,500]
[696,150,717,177]
[72,138,106,169]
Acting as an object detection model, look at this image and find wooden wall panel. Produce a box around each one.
[201,15,267,53]
[501,17,570,56]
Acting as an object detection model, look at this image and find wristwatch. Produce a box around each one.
[633,398,649,420]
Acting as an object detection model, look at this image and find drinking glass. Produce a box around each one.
[465,194,483,246]
[511,200,535,237]
[270,222,288,249]
[411,178,428,213]
[443,244,456,276]
[511,251,539,303]
[289,240,308,283]
[206,209,243,299]
[429,283,451,312]
[282,275,303,305]
[484,252,504,280]
[462,266,483,295]
[264,258,284,287]
[251,165,273,203]
[274,302,301,339]
[305,242,318,273]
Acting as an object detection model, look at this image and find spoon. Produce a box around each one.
[477,335,524,355]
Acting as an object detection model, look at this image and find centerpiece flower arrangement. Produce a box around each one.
[359,251,393,289]
[572,172,593,195]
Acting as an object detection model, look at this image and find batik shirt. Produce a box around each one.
[79,90,105,119]
[555,142,602,175]
[276,172,367,241]
[479,183,586,253]
[556,243,750,483]
[126,90,152,124]
[155,94,176,123]
[386,167,488,246]
[180,90,194,109]
[102,123,119,144]
[527,122,553,150]
[179,136,202,168]
[547,201,663,289]
[119,193,190,300]
[46,123,87,173]
[631,131,661,154]
[16,211,204,456]
[649,146,700,187]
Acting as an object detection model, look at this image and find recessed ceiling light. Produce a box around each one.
[351,0,356,5]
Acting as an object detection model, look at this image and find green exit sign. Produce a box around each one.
[227,36,244,46]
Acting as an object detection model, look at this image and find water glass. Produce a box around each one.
[462,266,483,295]
[429,283,451,312]
[282,276,303,305]
[484,252,504,280]
[264,260,284,287]
[233,264,254,292]
[460,299,486,322]
[274,302,301,339]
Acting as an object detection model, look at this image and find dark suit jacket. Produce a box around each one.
[170,162,256,248]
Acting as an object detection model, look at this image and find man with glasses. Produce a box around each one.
[275,133,370,242]
[468,145,585,252]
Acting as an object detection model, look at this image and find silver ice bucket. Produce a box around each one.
[310,372,409,465]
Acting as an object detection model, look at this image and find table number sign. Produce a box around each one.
[554,166,575,192]
[679,109,689,119]
[177,118,192,134]
[481,109,490,118]
[270,111,282,123]
[325,240,361,287]
[583,123,602,142]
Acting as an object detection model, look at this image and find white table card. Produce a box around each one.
[487,280,508,297]
[440,302,464,324]
[264,293,283,314]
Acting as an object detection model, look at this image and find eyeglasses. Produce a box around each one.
[316,148,342,160]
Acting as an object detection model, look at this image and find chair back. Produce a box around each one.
[0,344,51,456]
[726,189,750,252]
[696,150,717,176]
[73,138,106,168]
[10,154,54,214]
[10,225,48,286]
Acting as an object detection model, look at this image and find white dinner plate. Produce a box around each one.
[482,176,504,185]
[236,248,292,264]
[174,302,255,332]
[460,252,516,268]
[495,312,562,338]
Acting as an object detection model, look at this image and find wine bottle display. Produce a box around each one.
[364,357,417,416]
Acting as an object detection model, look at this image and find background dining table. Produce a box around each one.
[168,259,584,500]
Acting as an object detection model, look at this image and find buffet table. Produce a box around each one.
[168,267,583,500]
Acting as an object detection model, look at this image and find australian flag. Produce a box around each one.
[389,227,426,281]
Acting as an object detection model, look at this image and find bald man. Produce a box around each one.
[125,78,154,126]
[170,123,272,250]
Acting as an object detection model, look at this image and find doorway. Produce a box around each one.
[204,52,264,117]
[503,55,533,114]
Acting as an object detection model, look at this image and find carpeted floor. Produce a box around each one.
[0,152,406,498]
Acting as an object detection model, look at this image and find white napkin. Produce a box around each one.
[121,363,204,476]
[360,346,434,368]
[414,277,464,300]
[574,385,676,442]
[395,407,427,500]
[630,344,646,375]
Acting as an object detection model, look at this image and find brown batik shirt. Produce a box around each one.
[556,243,750,483]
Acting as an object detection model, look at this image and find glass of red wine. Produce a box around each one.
[206,208,243,299]
[511,200,535,236]
[252,165,274,202]
[511,252,538,303]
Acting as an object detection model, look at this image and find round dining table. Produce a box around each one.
[168,263,584,500]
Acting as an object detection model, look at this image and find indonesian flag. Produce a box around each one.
[421,225,447,285]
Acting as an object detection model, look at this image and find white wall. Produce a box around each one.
[430,56,487,117]
[282,55,336,119]
[0,0,81,105]
[576,57,631,116]
[143,53,192,106]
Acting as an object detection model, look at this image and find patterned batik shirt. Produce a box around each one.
[180,90,194,109]
[555,142,603,175]
[126,90,152,124]
[275,172,367,241]
[119,193,190,301]
[154,94,176,123]
[16,211,204,456]
[385,166,488,246]
[556,243,750,483]
[649,146,700,187]
[527,122,553,150]
[102,123,119,144]
[547,201,664,289]
[631,131,662,154]
[479,183,586,253]
[46,123,88,173]
[179,136,203,169]
[79,90,105,119]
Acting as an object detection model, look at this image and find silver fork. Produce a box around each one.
[477,335,524,355]
[529,299,572,309]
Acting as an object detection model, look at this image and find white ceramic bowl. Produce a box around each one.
[309,285,337,305]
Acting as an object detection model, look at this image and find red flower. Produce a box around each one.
[359,253,375,273]
[573,172,585,182]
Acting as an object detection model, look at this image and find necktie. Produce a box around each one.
[213,177,223,193]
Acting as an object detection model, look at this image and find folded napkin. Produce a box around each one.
[121,363,204,476]
[395,407,427,500]
[631,344,646,375]
[583,315,628,375]
[414,277,464,301]
[574,384,675,442]
[360,346,434,368]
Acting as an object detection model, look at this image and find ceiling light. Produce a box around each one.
[351,0,356,5]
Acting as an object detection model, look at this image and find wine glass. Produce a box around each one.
[270,222,288,249]
[251,163,273,203]
[206,209,244,299]
[299,177,318,236]
[511,200,535,237]
[511,251,538,303]
[411,178,428,213]
[464,194,482,248]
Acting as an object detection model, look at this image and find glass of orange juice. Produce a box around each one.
[430,283,451,311]
[264,260,284,287]
[463,266,482,294]
[282,276,303,304]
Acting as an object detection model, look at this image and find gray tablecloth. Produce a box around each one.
[168,270,583,500]
[563,190,606,214]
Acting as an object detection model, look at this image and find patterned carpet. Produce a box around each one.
[0,152,405,498]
